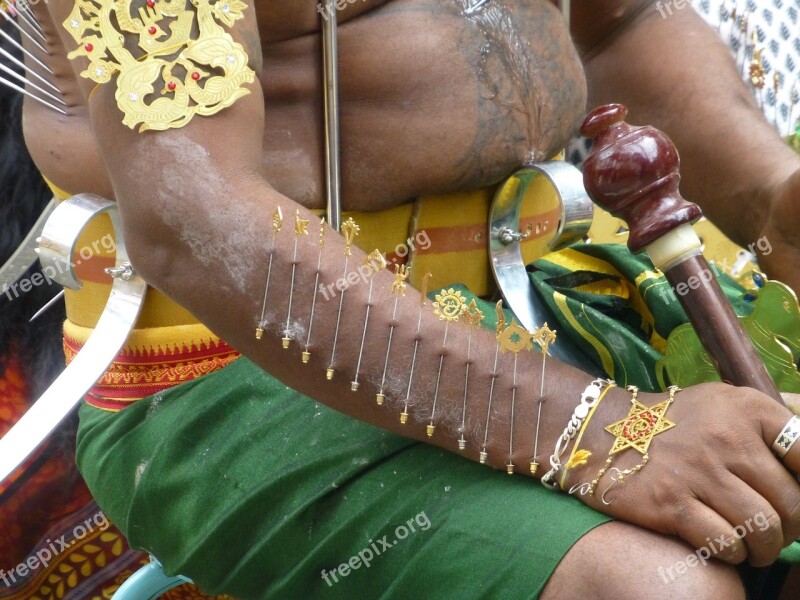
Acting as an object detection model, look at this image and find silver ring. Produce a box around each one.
[773,415,800,459]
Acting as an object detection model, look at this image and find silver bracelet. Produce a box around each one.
[541,378,615,490]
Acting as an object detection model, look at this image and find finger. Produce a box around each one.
[668,498,747,565]
[732,443,800,549]
[762,412,800,475]
[696,472,783,566]
[782,393,800,417]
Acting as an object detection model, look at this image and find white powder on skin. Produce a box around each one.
[142,134,266,295]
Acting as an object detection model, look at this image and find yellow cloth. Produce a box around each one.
[45,166,563,352]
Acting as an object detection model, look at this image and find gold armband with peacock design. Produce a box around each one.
[64,0,256,131]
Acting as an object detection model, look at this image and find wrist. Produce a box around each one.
[540,379,615,489]
[563,385,683,510]
[559,385,649,495]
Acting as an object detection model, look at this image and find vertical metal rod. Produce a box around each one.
[321,7,342,232]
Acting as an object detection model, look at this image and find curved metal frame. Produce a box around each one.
[0,194,147,484]
[0,197,55,293]
[489,161,595,372]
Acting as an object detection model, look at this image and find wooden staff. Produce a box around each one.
[581,104,781,402]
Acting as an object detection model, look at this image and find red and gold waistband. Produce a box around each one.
[63,320,240,411]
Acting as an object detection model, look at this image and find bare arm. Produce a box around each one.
[573,1,800,291]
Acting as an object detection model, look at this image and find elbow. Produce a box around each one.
[121,208,184,297]
[116,171,268,306]
[115,181,206,299]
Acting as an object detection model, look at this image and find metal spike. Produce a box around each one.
[0,62,64,105]
[0,6,47,53]
[0,74,67,114]
[0,46,60,94]
[5,1,46,42]
[11,0,46,36]
[28,290,64,322]
[15,7,46,42]
[0,28,53,73]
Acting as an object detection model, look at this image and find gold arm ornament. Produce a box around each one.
[64,0,255,131]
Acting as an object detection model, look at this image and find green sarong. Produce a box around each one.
[77,355,610,599]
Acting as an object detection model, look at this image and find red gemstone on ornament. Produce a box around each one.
[85,43,93,52]
[148,26,157,35]
[191,72,200,81]
[167,81,176,91]
[146,0,156,6]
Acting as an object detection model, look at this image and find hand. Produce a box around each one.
[759,169,800,296]
[570,384,800,567]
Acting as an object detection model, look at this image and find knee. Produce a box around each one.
[542,521,744,600]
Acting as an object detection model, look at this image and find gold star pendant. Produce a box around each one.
[604,399,675,455]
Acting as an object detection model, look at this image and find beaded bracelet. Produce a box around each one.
[541,378,615,490]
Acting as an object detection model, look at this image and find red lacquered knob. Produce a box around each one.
[581,104,702,253]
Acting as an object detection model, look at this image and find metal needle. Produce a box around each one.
[0,46,61,94]
[0,75,66,114]
[480,341,501,464]
[283,210,309,349]
[28,290,64,322]
[6,2,46,42]
[0,28,54,73]
[256,208,283,339]
[507,352,518,474]
[401,273,430,424]
[327,218,359,379]
[351,251,386,391]
[302,218,326,363]
[0,60,64,105]
[0,6,47,53]
[321,8,341,231]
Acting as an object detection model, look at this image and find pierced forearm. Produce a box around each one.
[120,166,604,480]
[583,4,800,247]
